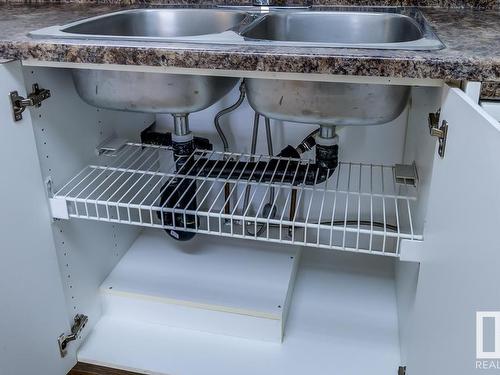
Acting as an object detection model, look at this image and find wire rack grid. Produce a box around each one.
[50,143,422,256]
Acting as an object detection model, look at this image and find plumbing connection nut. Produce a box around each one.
[316,143,339,171]
[315,133,339,147]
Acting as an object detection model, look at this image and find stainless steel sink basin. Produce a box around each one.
[72,69,239,114]
[31,9,247,114]
[63,9,246,38]
[245,79,410,127]
[241,10,443,50]
[242,10,437,126]
[30,9,250,42]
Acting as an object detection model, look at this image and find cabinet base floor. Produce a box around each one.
[78,246,400,375]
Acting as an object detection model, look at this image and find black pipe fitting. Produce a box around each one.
[316,143,339,171]
[277,145,301,159]
[153,129,338,240]
[296,134,317,155]
[158,138,197,241]
[141,123,212,151]
[175,155,334,186]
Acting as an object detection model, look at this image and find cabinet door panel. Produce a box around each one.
[0,61,75,375]
[406,85,500,374]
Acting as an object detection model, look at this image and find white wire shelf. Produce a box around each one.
[50,143,422,257]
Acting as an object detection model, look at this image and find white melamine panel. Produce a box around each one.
[102,293,284,342]
[25,66,151,341]
[0,61,75,375]
[463,82,481,102]
[79,249,400,375]
[100,230,299,341]
[24,67,152,194]
[481,101,500,122]
[405,86,500,374]
[53,220,139,331]
[23,60,444,87]
[396,85,441,363]
[102,230,297,316]
[401,86,442,236]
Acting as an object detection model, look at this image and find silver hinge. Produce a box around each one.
[428,110,448,158]
[10,83,51,122]
[58,314,88,357]
[398,366,407,375]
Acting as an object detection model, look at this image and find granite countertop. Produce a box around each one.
[0,3,499,82]
[481,81,500,99]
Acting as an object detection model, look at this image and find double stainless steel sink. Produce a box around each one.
[30,8,443,50]
[30,8,443,124]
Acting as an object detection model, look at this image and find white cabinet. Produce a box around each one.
[481,101,500,122]
[0,61,75,375]
[1,59,500,375]
[404,86,500,374]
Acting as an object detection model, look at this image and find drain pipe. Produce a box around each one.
[154,114,340,241]
[316,126,339,172]
[158,113,197,241]
[171,114,195,160]
[286,127,319,235]
[280,126,339,235]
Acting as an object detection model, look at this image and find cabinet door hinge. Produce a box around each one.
[398,365,407,375]
[9,83,51,122]
[58,314,88,357]
[428,110,448,158]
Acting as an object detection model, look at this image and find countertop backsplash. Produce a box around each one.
[0,0,498,10]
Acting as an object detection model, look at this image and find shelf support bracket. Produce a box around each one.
[46,177,69,220]
[49,197,69,220]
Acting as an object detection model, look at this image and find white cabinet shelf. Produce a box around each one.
[99,229,300,342]
[50,143,421,256]
[78,246,401,375]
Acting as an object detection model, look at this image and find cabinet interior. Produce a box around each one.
[26,66,442,374]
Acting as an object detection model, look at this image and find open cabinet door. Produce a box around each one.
[405,85,500,374]
[0,61,76,375]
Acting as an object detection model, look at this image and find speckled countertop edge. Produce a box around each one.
[481,82,500,99]
[0,4,499,81]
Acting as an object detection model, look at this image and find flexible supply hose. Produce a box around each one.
[213,82,246,215]
[214,81,246,152]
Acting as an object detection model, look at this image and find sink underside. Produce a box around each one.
[72,70,239,114]
[245,79,411,126]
